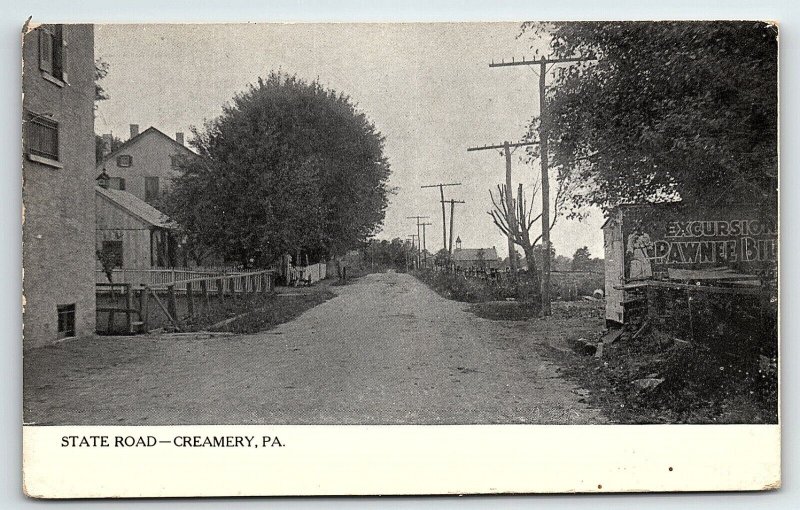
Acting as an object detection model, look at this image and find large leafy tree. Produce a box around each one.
[521,21,778,215]
[163,72,392,268]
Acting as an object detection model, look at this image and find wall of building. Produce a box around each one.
[99,130,189,203]
[22,24,96,348]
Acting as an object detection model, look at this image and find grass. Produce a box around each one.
[469,301,540,321]
[412,269,540,306]
[180,286,336,334]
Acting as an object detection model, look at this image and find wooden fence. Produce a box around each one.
[96,269,276,334]
[96,267,247,290]
[296,262,327,285]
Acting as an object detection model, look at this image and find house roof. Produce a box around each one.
[97,126,195,168]
[95,185,177,229]
[452,247,499,262]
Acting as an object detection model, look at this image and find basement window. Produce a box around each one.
[57,304,75,339]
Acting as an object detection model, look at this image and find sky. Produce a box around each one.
[94,23,605,260]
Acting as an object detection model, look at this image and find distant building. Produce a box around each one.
[95,182,180,274]
[96,125,194,204]
[22,24,96,347]
[451,238,500,269]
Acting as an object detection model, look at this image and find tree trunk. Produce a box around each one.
[521,244,542,305]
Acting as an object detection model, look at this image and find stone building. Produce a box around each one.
[22,24,96,348]
[96,125,194,204]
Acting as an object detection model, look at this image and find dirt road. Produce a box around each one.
[24,272,606,424]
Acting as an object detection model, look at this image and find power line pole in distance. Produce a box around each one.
[488,54,594,315]
[421,183,462,252]
[440,199,465,255]
[467,140,538,272]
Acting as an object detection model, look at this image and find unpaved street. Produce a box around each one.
[24,272,606,424]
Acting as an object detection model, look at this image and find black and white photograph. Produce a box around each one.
[19,18,780,496]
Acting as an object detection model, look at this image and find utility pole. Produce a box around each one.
[420,222,432,266]
[405,237,413,272]
[421,183,462,252]
[407,215,430,269]
[440,199,465,254]
[489,54,594,315]
[409,234,420,269]
[467,140,538,271]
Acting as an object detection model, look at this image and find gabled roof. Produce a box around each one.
[97,126,195,168]
[452,247,499,262]
[95,185,177,229]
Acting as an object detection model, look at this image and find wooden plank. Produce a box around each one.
[140,287,150,332]
[124,284,133,333]
[167,284,178,322]
[645,280,768,296]
[186,281,194,317]
[668,268,761,281]
[200,279,210,308]
[147,288,181,332]
[217,278,225,303]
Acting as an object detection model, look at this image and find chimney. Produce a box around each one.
[129,124,139,139]
[175,132,184,145]
[101,134,112,156]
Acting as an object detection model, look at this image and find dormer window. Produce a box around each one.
[117,155,132,167]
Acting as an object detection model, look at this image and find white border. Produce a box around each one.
[4,1,798,507]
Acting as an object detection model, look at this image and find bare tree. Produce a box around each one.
[488,175,573,283]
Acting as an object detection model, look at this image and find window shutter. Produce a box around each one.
[38,28,53,74]
[59,25,68,82]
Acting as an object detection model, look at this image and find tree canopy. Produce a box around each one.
[162,72,392,267]
[521,21,778,215]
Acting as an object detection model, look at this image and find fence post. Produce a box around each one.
[217,278,225,303]
[186,281,194,317]
[200,279,209,309]
[167,284,178,324]
[140,286,150,332]
[125,284,133,333]
[261,273,269,294]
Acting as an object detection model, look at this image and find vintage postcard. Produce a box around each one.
[21,21,779,497]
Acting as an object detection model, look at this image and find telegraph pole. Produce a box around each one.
[421,183,462,252]
[409,234,419,269]
[407,215,430,268]
[420,222,432,266]
[440,199,465,254]
[489,54,594,315]
[467,140,538,271]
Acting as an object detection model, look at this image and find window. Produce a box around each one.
[102,240,124,268]
[109,177,126,191]
[170,155,180,169]
[145,177,160,203]
[117,155,133,167]
[26,113,59,163]
[39,25,68,83]
[57,304,75,339]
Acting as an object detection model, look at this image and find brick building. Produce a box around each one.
[96,125,194,204]
[22,24,96,348]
